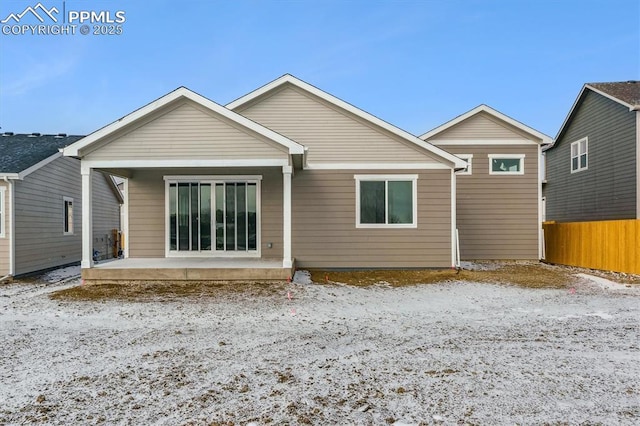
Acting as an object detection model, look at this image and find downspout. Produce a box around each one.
[538,143,543,260]
[451,168,459,268]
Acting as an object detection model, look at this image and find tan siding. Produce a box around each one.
[127,168,282,259]
[92,173,121,260]
[84,101,288,161]
[292,169,452,268]
[14,157,83,274]
[128,170,165,257]
[0,182,9,276]
[237,86,441,164]
[435,112,535,140]
[442,145,539,260]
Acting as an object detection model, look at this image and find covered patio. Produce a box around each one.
[83,257,295,283]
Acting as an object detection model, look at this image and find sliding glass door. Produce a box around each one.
[168,179,259,255]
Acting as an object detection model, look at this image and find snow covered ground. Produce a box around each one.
[0,273,639,425]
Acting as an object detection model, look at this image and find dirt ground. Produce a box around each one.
[1,264,639,425]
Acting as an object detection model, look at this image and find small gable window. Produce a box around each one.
[355,175,417,228]
[488,154,525,175]
[571,137,588,173]
[63,197,74,235]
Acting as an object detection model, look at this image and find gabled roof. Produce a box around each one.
[63,86,305,157]
[587,81,640,109]
[547,81,640,151]
[0,133,83,178]
[227,74,467,169]
[419,104,552,144]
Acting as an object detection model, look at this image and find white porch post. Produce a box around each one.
[282,165,293,268]
[81,165,93,269]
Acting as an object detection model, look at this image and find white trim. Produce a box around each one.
[488,154,525,175]
[17,152,62,179]
[164,176,262,258]
[420,104,552,144]
[354,174,418,229]
[305,162,452,170]
[354,174,419,181]
[451,169,457,267]
[62,87,304,157]
[282,165,293,269]
[429,139,539,146]
[226,74,467,169]
[164,175,264,182]
[570,137,588,173]
[122,178,129,258]
[0,153,65,181]
[81,169,93,268]
[63,196,74,235]
[0,186,5,238]
[82,159,289,170]
[454,154,473,175]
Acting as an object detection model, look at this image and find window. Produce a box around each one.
[355,175,417,228]
[63,197,74,235]
[489,154,525,175]
[571,137,588,173]
[455,154,473,175]
[0,187,5,238]
[165,176,261,255]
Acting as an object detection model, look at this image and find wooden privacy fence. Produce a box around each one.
[543,219,640,274]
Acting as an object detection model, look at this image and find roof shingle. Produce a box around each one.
[0,133,84,174]
[587,81,640,107]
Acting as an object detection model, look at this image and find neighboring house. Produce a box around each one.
[62,74,468,281]
[0,133,123,277]
[544,81,640,221]
[421,105,552,260]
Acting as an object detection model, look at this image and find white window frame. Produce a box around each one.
[570,137,588,173]
[488,154,525,175]
[163,175,262,258]
[63,196,74,235]
[455,154,473,175]
[354,174,418,229]
[0,186,5,238]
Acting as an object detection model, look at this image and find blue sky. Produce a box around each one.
[0,0,638,138]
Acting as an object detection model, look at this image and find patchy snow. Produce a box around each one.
[39,265,81,283]
[459,261,502,271]
[0,278,639,424]
[577,273,634,291]
[292,269,313,285]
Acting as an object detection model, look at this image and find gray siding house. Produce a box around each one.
[421,105,552,260]
[0,133,123,278]
[544,81,640,222]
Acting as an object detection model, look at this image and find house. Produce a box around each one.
[0,133,123,278]
[543,81,640,222]
[421,105,552,260]
[62,75,469,282]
